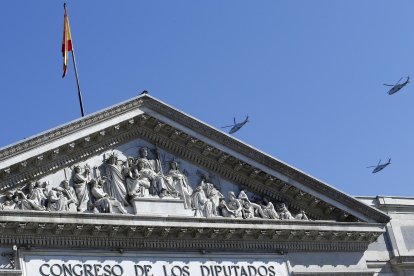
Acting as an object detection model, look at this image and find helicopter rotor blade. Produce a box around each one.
[383,84,394,86]
[221,125,234,129]
[366,166,377,168]
[395,77,403,85]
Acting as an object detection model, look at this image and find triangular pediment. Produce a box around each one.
[0,95,389,227]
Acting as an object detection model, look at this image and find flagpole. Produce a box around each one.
[70,49,85,117]
[63,2,85,117]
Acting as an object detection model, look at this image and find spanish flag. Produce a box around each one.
[62,3,73,78]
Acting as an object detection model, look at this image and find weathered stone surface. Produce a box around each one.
[0,95,402,275]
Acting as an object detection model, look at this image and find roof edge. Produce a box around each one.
[0,94,391,224]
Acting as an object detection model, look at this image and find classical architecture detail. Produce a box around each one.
[0,95,401,275]
[0,144,310,221]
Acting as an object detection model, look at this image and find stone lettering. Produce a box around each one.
[73,264,83,276]
[268,266,275,276]
[214,265,223,275]
[182,266,190,276]
[200,265,210,276]
[136,265,153,276]
[257,266,267,276]
[162,265,190,276]
[37,260,284,276]
[103,265,112,276]
[240,266,248,276]
[111,265,123,276]
[247,266,257,276]
[93,264,103,276]
[144,265,153,276]
[62,264,73,276]
[40,264,50,276]
[232,265,240,276]
[84,264,94,276]
[51,264,63,276]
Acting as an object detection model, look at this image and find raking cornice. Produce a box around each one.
[0,95,390,224]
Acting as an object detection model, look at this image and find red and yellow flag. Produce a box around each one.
[62,3,73,78]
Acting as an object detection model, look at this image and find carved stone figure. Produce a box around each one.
[166,161,192,209]
[126,156,139,175]
[201,178,223,216]
[226,191,242,218]
[90,178,127,214]
[295,210,309,220]
[136,147,177,198]
[191,185,213,218]
[17,181,47,211]
[58,180,78,212]
[47,189,68,212]
[277,203,294,220]
[238,191,266,218]
[125,168,150,199]
[1,191,17,210]
[241,200,255,219]
[261,197,279,219]
[47,180,77,212]
[72,165,91,212]
[218,198,233,217]
[104,154,129,206]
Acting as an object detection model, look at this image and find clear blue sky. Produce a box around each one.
[1,1,413,197]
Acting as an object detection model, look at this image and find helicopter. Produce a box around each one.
[366,158,391,174]
[384,76,409,95]
[221,116,249,134]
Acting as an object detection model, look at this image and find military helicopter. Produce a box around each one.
[366,158,391,173]
[384,76,409,95]
[221,116,249,134]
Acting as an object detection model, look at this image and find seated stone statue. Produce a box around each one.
[17,181,47,211]
[125,168,150,199]
[226,191,242,218]
[295,210,309,220]
[238,191,266,218]
[241,200,255,219]
[261,197,280,219]
[47,180,78,212]
[136,147,177,198]
[276,203,294,220]
[47,188,69,212]
[218,198,233,217]
[57,180,78,212]
[90,178,127,214]
[1,190,17,210]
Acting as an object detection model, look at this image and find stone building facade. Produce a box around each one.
[0,95,411,275]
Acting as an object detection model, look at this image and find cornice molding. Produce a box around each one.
[0,116,335,221]
[0,98,144,161]
[0,211,383,252]
[144,97,390,224]
[0,95,390,224]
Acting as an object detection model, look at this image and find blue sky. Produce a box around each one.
[1,1,413,197]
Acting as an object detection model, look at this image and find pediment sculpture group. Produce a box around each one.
[0,147,308,221]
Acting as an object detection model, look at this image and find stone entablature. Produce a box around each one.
[0,95,398,276]
[0,140,310,223]
[0,95,390,224]
[0,210,384,252]
[359,196,414,273]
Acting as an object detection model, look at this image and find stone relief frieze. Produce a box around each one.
[0,140,309,221]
